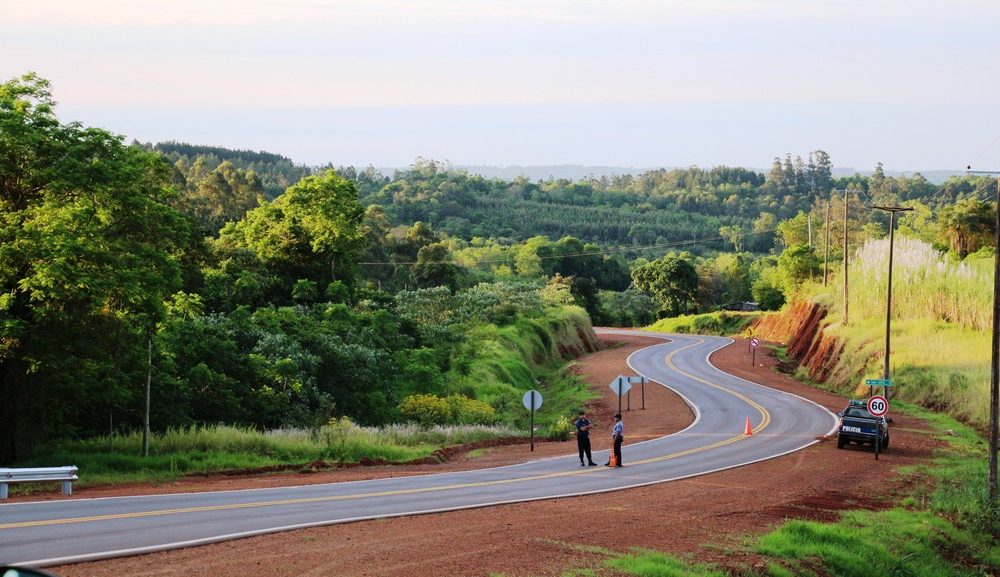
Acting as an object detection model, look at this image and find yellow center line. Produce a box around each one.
[2,336,770,531]
[662,336,772,434]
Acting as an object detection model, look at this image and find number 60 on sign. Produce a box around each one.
[867,395,889,417]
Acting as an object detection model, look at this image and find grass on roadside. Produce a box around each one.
[16,422,521,490]
[606,550,727,577]
[540,401,1000,577]
[646,311,759,336]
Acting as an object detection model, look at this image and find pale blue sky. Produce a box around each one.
[3,0,999,171]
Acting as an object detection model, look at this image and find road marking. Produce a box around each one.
[1,336,771,532]
[663,337,772,434]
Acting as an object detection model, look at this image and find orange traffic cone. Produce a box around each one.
[744,416,753,436]
[608,453,618,467]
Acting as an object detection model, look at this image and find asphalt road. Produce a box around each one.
[0,332,838,567]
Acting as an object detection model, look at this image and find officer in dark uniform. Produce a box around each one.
[574,410,598,466]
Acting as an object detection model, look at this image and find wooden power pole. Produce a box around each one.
[824,200,831,286]
[968,168,1000,506]
[843,188,850,325]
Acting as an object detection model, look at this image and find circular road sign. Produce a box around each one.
[750,337,760,348]
[522,390,543,411]
[867,395,889,417]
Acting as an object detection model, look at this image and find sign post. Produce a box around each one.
[522,390,543,452]
[867,395,888,461]
[609,376,632,415]
[628,375,648,410]
[750,337,760,367]
[745,327,755,354]
[865,378,893,398]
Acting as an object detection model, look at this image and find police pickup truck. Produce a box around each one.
[836,399,889,452]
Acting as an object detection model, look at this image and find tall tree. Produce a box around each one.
[631,255,699,316]
[808,150,833,195]
[413,242,460,290]
[220,170,366,293]
[0,73,190,459]
[938,197,995,258]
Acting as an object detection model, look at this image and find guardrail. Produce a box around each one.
[0,466,78,499]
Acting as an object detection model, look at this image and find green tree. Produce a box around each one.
[776,211,812,250]
[0,73,190,459]
[631,256,699,316]
[413,242,460,290]
[938,197,995,258]
[599,288,657,327]
[220,170,365,295]
[777,244,821,295]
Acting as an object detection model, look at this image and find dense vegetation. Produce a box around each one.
[3,72,997,471]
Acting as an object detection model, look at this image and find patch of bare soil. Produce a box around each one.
[52,335,940,577]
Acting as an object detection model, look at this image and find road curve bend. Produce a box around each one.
[0,331,837,567]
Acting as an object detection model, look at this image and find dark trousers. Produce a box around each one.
[577,436,593,464]
[613,436,623,466]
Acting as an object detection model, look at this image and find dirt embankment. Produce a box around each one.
[751,300,869,386]
[51,333,939,577]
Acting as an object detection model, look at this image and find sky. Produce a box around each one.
[3,0,1000,171]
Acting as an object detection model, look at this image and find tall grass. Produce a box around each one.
[836,238,993,331]
[815,316,991,428]
[18,423,521,489]
[794,237,993,429]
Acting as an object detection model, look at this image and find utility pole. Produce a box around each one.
[824,200,831,286]
[871,205,914,400]
[843,188,851,325]
[968,168,1000,506]
[143,336,151,458]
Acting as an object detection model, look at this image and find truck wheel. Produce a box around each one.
[837,436,845,449]
[881,435,889,450]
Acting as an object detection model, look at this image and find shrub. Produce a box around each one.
[400,393,496,426]
[692,315,721,333]
[445,394,497,425]
[320,416,355,460]
[398,394,452,427]
[545,416,575,441]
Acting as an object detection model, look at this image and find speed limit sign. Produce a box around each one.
[867,395,889,417]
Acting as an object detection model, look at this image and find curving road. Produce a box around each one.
[0,332,837,567]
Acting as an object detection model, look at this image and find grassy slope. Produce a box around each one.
[546,302,999,575]
[17,306,598,489]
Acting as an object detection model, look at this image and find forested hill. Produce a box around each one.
[148,143,976,257]
[144,141,312,199]
[358,156,823,252]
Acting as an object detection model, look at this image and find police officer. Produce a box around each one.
[574,410,598,466]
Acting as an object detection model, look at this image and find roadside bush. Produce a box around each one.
[398,394,452,426]
[399,393,496,426]
[545,416,575,441]
[692,314,721,333]
[320,416,356,460]
[445,394,497,425]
